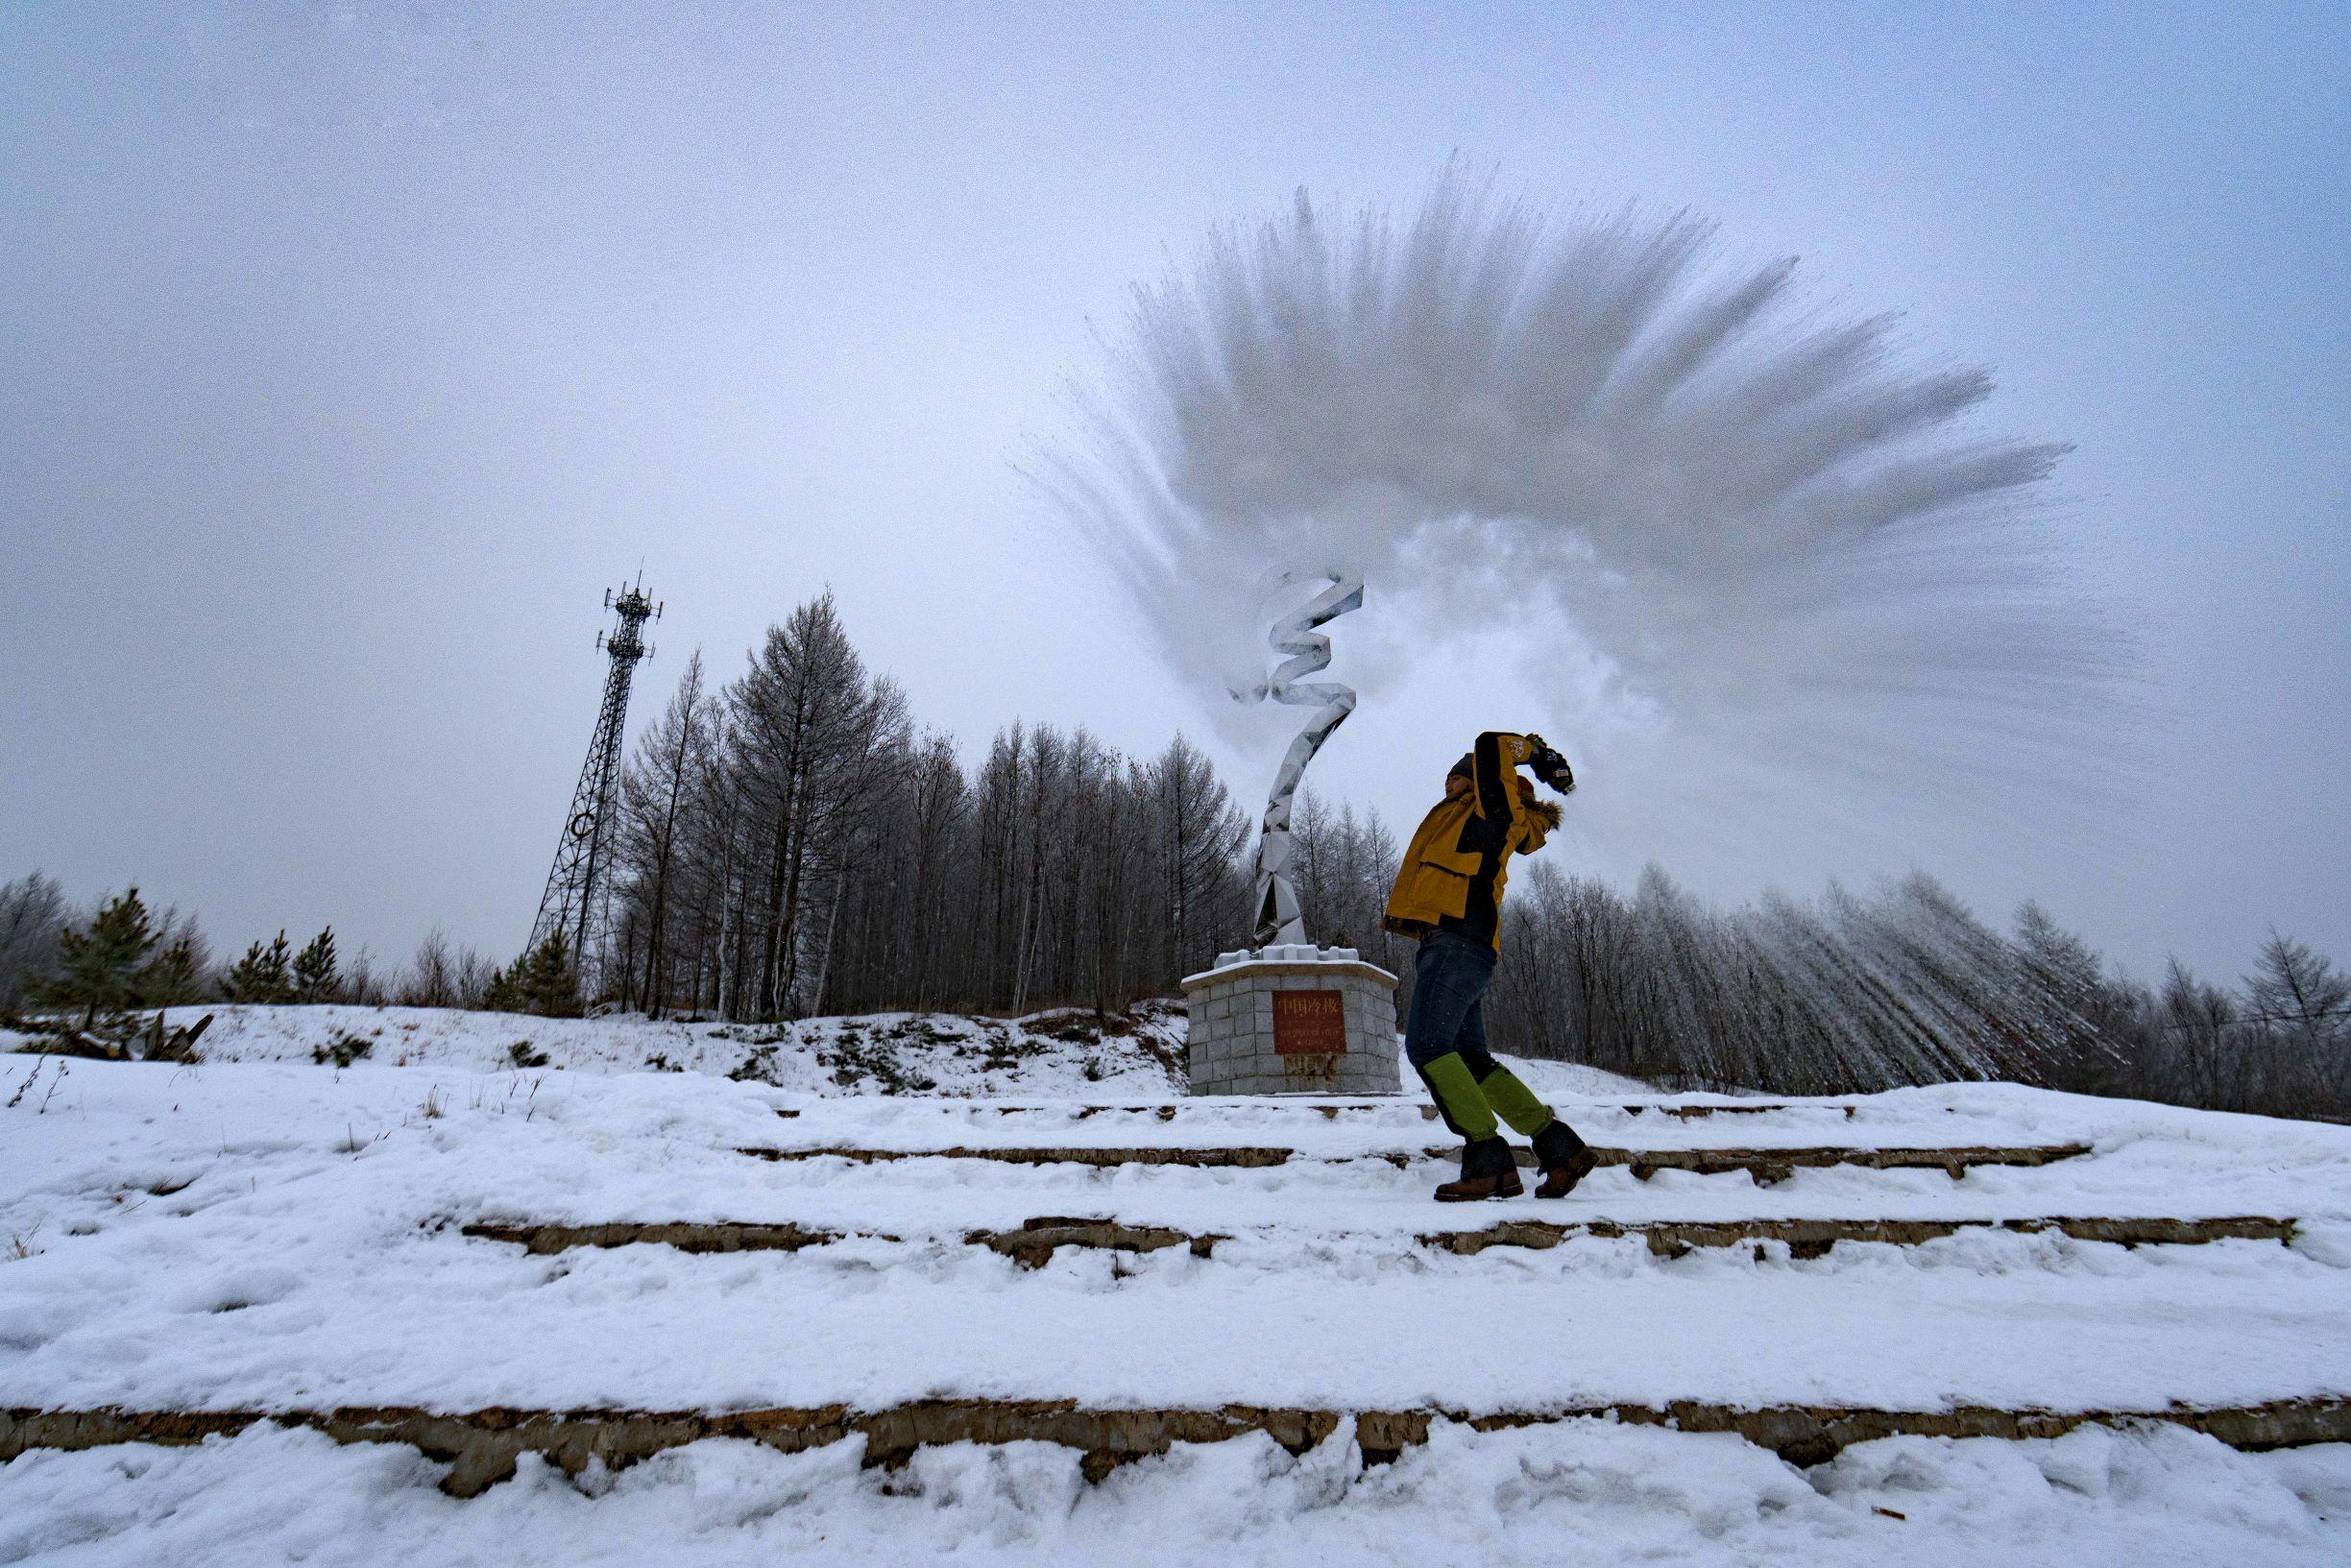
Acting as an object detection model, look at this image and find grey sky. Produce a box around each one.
[4,2,2344,985]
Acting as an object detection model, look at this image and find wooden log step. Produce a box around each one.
[734,1143,2092,1182]
[1583,1143,2094,1184]
[9,1394,2346,1498]
[969,1216,1220,1267]
[461,1221,844,1255]
[737,1145,1296,1169]
[818,1102,1854,1122]
[1615,1102,1856,1120]
[1421,1213,2299,1258]
[459,1217,1220,1267]
[458,1211,2287,1267]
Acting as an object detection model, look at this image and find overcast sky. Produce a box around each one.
[4,2,2344,984]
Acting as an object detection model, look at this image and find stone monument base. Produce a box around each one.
[1180,943,1401,1096]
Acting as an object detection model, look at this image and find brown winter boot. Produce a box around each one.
[1434,1137,1522,1202]
[1532,1121,1597,1199]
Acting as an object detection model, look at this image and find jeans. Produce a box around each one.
[1403,930,1579,1164]
[1403,929,1498,1072]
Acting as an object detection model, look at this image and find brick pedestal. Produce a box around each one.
[1179,944,1401,1096]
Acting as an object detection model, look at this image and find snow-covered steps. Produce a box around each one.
[12,1209,2343,1418]
[735,1140,2094,1182]
[568,1142,2335,1236]
[457,1212,2301,1266]
[9,1052,2351,1517]
[10,1395,2350,1499]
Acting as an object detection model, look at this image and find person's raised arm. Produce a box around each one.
[1468,731,1535,829]
[1469,730,1574,826]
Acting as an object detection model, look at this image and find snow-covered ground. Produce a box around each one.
[17,1000,1200,1098]
[9,1415,2347,1568]
[5,1004,2350,1565]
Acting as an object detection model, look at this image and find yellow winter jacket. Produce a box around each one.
[1382,731,1561,951]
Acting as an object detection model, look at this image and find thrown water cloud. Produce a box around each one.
[1048,173,2131,873]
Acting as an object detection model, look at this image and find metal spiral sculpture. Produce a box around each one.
[1245,571,1365,948]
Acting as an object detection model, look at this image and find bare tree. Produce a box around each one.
[614,651,716,1016]
[0,872,70,1015]
[342,946,391,1007]
[400,927,457,1008]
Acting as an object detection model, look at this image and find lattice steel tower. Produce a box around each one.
[531,578,661,997]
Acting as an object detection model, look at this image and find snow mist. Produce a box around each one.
[1048,174,2131,883]
[1042,173,2145,1080]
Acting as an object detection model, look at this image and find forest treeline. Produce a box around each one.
[1478,864,2349,1119]
[592,593,1255,1021]
[4,591,2345,1121]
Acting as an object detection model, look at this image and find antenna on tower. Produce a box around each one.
[530,577,661,1002]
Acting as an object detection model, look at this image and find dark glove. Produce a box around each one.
[1524,736,1575,794]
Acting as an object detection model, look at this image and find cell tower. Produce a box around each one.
[530,577,661,998]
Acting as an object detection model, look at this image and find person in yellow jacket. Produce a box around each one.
[1383,731,1597,1201]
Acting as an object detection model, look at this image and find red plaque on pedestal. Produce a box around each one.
[1272,990,1345,1054]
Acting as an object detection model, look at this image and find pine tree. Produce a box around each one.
[138,935,208,1007]
[479,937,579,1018]
[2012,903,2115,1086]
[2245,932,2350,1047]
[223,930,294,1004]
[481,958,521,1015]
[34,886,159,1029]
[292,928,340,1003]
[500,934,582,1018]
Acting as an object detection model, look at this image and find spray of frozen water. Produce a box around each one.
[1049,174,2131,900]
[1048,176,2141,1079]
